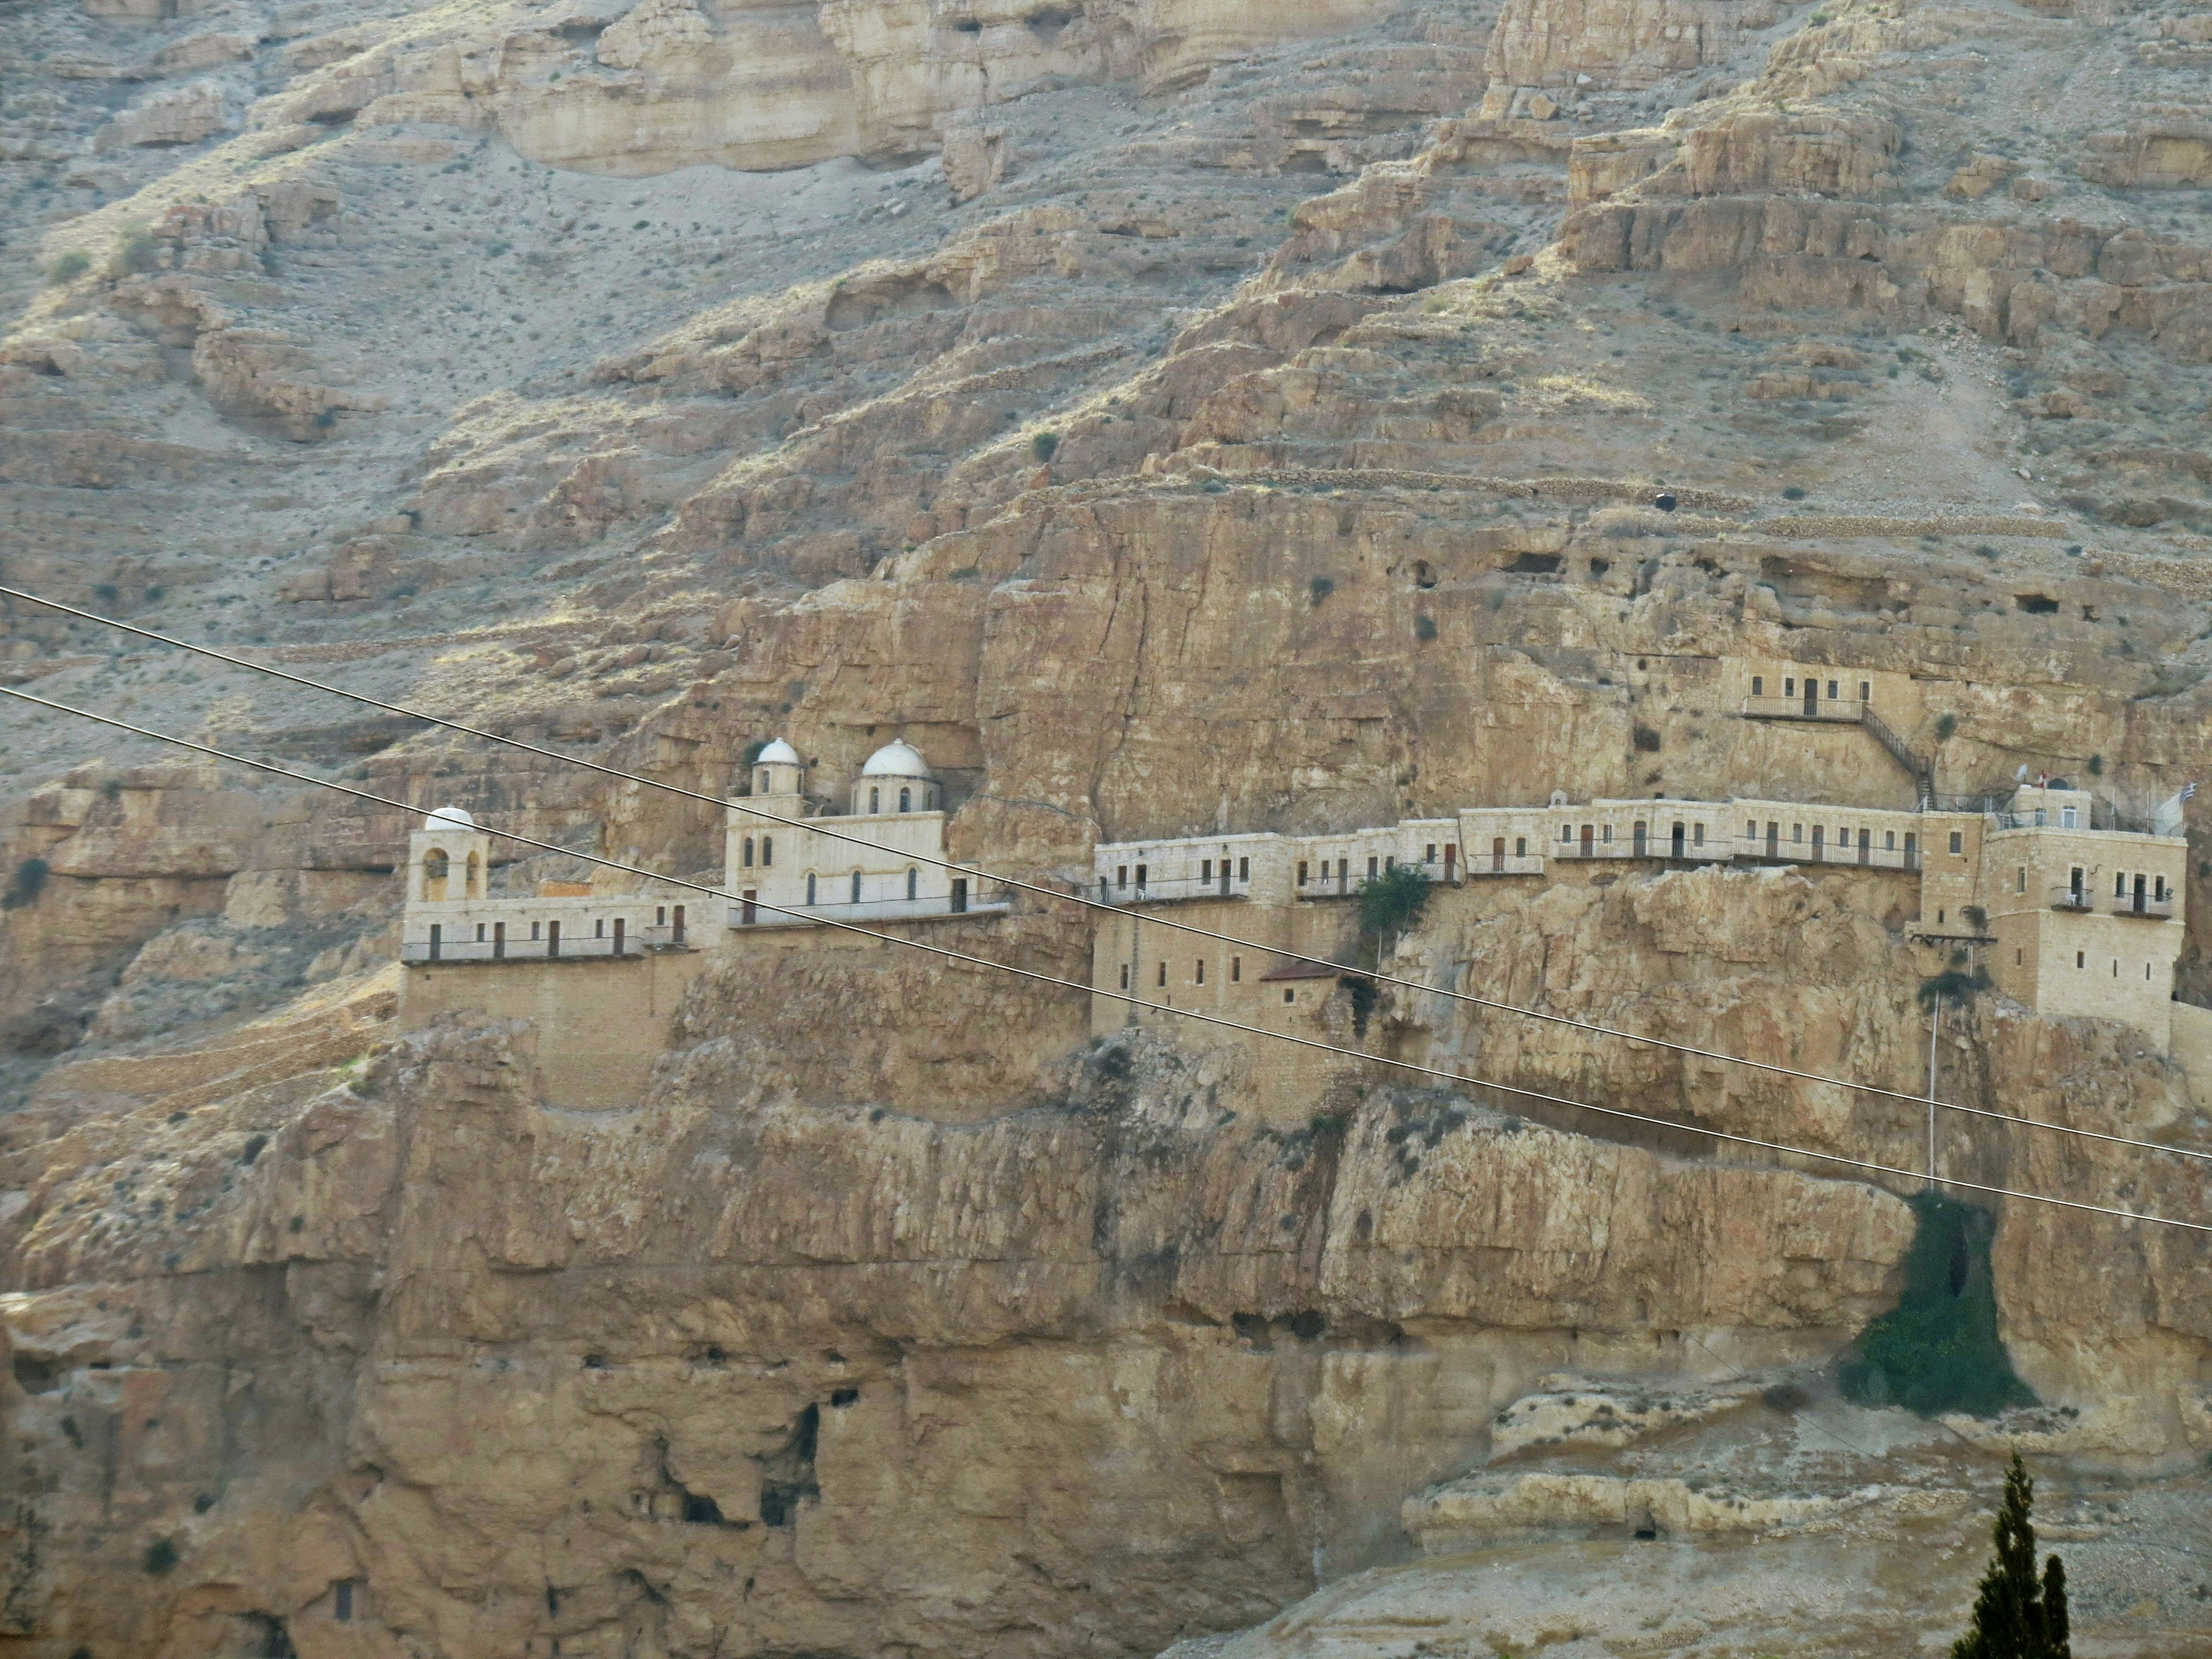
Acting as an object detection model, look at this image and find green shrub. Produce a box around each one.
[143,1537,180,1575]
[1842,1194,2033,1416]
[1934,712,1958,741]
[2,857,50,911]
[1357,863,1432,942]
[1309,574,1335,604]
[112,223,161,276]
[1031,430,1059,463]
[1782,485,1808,501]
[45,249,92,285]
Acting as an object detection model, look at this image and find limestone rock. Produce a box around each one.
[94,78,232,149]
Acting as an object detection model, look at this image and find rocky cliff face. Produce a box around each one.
[7,0,2212,1650]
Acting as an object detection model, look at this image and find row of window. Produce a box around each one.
[739,836,775,868]
[1749,675,1872,702]
[422,908,692,960]
[2042,866,2171,901]
[863,785,926,813]
[1740,821,1916,854]
[1119,956,1247,990]
[801,869,922,904]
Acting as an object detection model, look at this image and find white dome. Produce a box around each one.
[755,738,800,766]
[426,806,475,828]
[861,740,931,778]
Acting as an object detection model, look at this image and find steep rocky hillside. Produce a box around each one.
[6,0,2212,1653]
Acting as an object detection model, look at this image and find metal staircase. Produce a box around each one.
[1858,704,1935,805]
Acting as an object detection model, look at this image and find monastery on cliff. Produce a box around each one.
[396,663,2192,1107]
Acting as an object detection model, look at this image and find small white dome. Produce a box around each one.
[861,740,931,778]
[755,738,800,766]
[426,805,475,828]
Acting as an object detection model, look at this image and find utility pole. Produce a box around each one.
[1926,993,1941,1192]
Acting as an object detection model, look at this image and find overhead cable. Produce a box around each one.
[5,583,2205,1169]
[4,681,2207,1238]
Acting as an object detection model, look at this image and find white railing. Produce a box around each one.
[1741,694,1863,722]
[1736,838,1920,870]
[403,933,642,965]
[1465,855,1547,877]
[2108,893,2176,919]
[727,892,1012,927]
[1099,874,1253,906]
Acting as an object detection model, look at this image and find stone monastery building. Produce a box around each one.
[397,682,2193,1108]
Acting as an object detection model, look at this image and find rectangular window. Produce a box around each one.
[1752,675,1764,696]
[1692,824,1704,847]
[1201,859,1213,883]
[1425,844,1437,863]
[2077,950,2085,969]
[2017,867,2026,893]
[1560,824,1573,842]
[1949,831,1963,854]
[1385,854,1395,872]
[1118,865,1128,888]
[657,907,666,925]
[1859,680,1870,702]
[1367,855,1378,880]
[1885,831,1895,850]
[1238,857,1249,881]
[335,1581,354,1623]
[1904,832,1916,854]
[1784,677,1796,696]
[1515,838,1527,857]
[1601,825,1613,843]
[1231,956,1241,983]
[1297,861,1308,885]
[595,918,605,938]
[531,921,541,941]
[1195,960,1205,985]
[2062,806,2077,828]
[1827,680,1838,699]
[2017,949,2023,965]
[475,923,486,942]
[2116,872,2128,899]
[1745,820,1757,839]
[1157,963,1166,988]
[1793,824,1804,843]
[1119,964,1130,990]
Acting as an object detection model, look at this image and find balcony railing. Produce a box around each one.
[1741,694,1863,723]
[1466,854,1547,877]
[403,934,643,965]
[2110,893,2176,919]
[2050,885,2094,912]
[1738,839,1919,871]
[1101,874,1253,906]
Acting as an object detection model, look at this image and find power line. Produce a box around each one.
[6,582,2206,1172]
[5,681,2209,1238]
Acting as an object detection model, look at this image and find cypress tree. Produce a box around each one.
[1953,1453,2071,1659]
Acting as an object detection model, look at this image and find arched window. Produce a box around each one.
[465,850,482,897]
[869,786,881,813]
[743,837,755,868]
[850,870,863,905]
[906,868,918,900]
[805,873,817,906]
[758,768,770,793]
[899,786,911,813]
[761,836,772,866]
[422,848,450,901]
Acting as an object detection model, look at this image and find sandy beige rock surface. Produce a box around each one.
[6,0,2212,1651]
